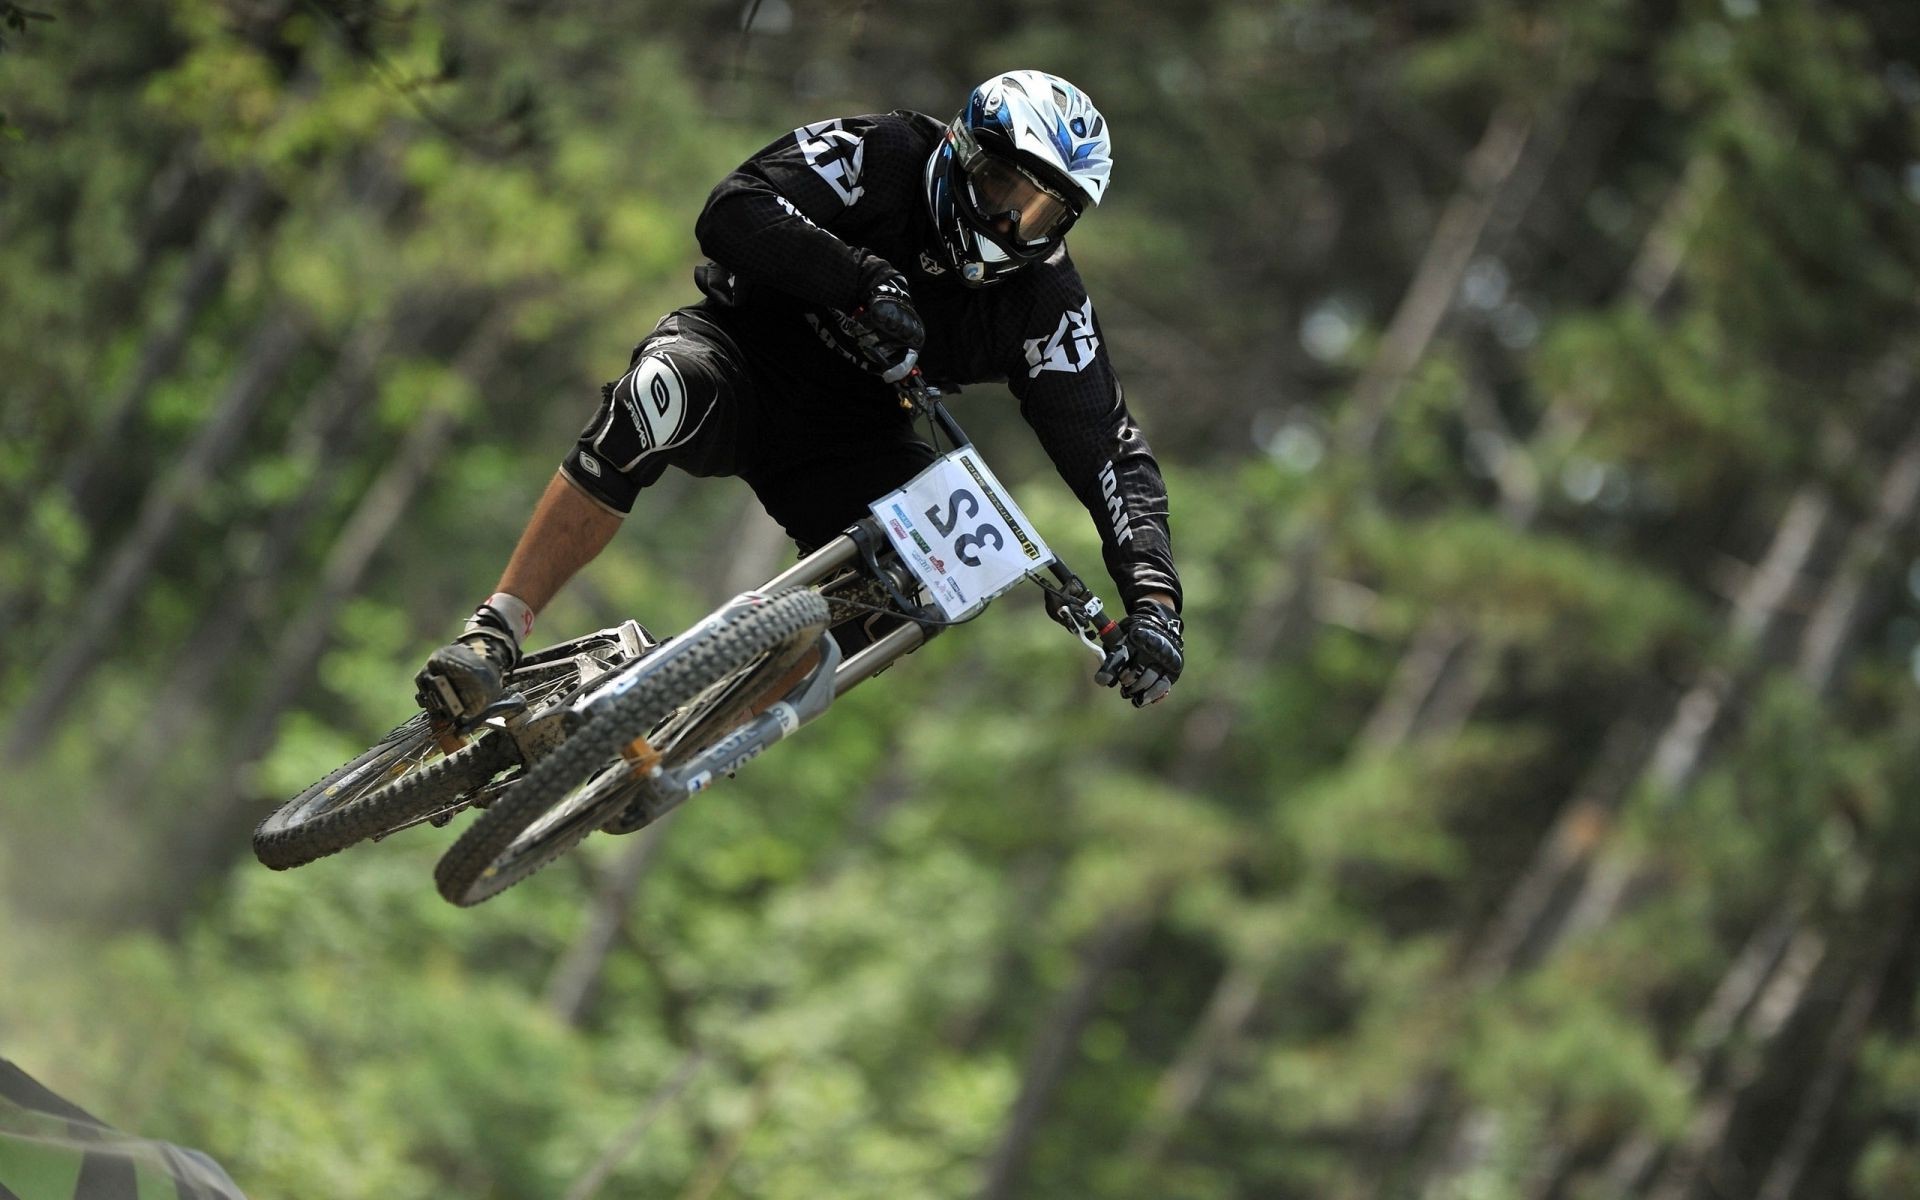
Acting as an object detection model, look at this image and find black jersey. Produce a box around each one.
[691,110,1182,615]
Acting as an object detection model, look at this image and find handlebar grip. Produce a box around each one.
[878,347,920,384]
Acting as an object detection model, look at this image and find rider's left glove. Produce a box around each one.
[1096,598,1184,707]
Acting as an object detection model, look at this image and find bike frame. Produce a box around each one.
[615,380,1124,827]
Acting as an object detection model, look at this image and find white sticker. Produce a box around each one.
[871,448,1054,621]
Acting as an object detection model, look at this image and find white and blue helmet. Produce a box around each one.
[925,70,1113,286]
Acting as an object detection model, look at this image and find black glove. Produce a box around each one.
[414,602,522,722]
[851,253,924,380]
[1096,598,1184,707]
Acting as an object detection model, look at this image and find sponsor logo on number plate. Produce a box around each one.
[961,457,1043,561]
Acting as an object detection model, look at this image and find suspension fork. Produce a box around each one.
[758,518,941,698]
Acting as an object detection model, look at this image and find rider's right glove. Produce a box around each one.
[1096,598,1184,707]
[852,253,925,381]
[415,595,528,722]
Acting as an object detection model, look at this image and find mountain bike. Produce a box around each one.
[254,369,1124,904]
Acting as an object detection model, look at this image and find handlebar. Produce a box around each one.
[1038,561,1125,661]
[889,367,1123,661]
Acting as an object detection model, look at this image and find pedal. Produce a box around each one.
[457,692,529,735]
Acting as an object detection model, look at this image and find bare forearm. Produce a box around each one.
[496,471,624,613]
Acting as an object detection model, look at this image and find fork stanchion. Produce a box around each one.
[832,622,927,697]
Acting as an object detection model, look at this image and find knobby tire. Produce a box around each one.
[434,588,829,907]
[253,733,521,870]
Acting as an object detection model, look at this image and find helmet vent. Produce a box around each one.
[1051,83,1071,113]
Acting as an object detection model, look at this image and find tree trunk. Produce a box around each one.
[1432,393,1920,1197]
[1354,622,1475,754]
[100,319,399,790]
[542,819,681,1027]
[1125,149,1738,1190]
[56,172,277,529]
[562,1049,706,1200]
[1795,414,1920,692]
[1395,473,1842,1197]
[675,1058,787,1200]
[1639,927,1829,1200]
[142,312,511,934]
[1128,944,1276,1166]
[1263,102,1540,658]
[1753,910,1910,1200]
[1581,905,1806,1195]
[1133,153,1716,1170]
[540,497,788,1025]
[4,309,307,761]
[1341,102,1535,462]
[977,905,1153,1200]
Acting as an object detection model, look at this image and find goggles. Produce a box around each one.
[950,126,1079,247]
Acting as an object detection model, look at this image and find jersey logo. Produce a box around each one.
[794,119,866,206]
[1023,298,1100,377]
[775,195,820,227]
[1098,460,1134,544]
[918,251,947,276]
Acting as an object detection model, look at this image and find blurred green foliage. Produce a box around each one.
[2,0,1920,1197]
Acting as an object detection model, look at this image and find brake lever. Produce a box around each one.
[1038,574,1118,662]
[1054,601,1111,660]
[841,306,921,384]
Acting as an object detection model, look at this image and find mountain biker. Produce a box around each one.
[417,70,1185,720]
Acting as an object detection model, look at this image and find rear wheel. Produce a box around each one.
[252,650,602,869]
[434,588,830,907]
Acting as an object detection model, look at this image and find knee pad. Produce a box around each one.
[564,354,698,513]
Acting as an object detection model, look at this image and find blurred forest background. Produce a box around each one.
[4,0,1920,1196]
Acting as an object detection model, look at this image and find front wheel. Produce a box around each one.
[434,588,830,907]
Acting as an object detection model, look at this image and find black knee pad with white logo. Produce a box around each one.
[562,311,749,512]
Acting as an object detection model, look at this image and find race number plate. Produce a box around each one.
[870,448,1054,621]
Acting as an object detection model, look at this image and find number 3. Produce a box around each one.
[955,524,1003,567]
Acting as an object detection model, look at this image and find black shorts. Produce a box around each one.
[563,307,939,550]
